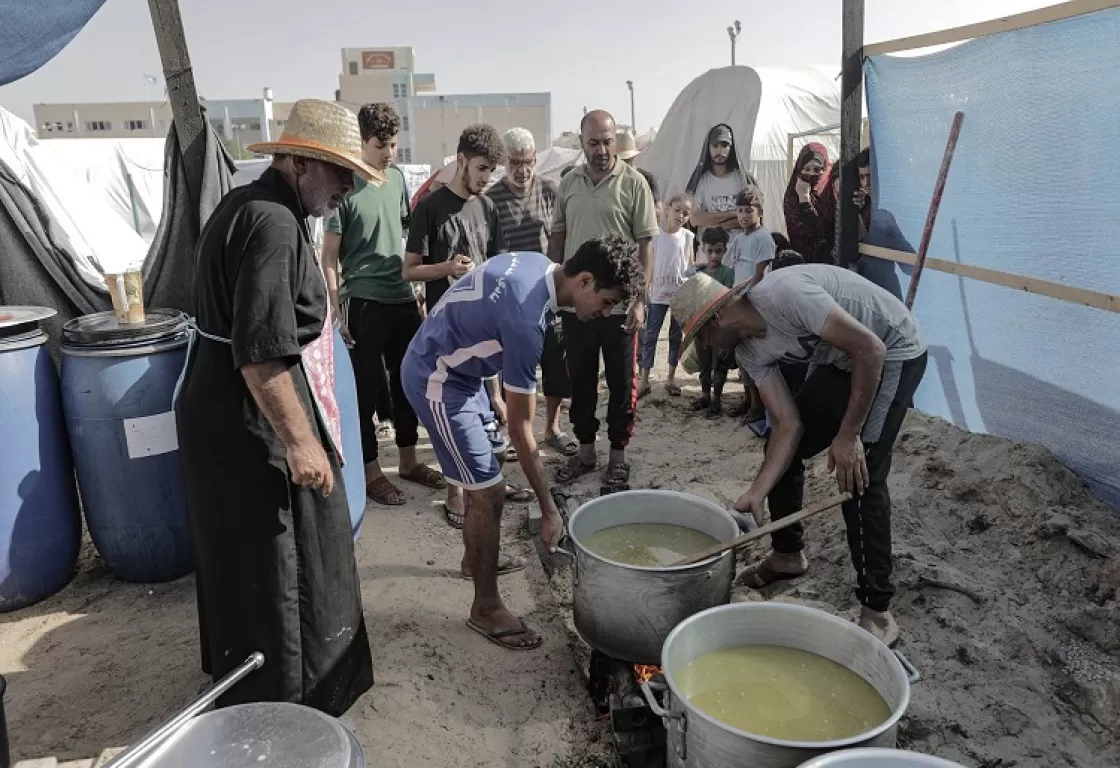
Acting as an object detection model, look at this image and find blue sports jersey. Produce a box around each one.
[404,251,559,403]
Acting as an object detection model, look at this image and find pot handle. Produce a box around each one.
[893,649,921,684]
[640,680,684,721]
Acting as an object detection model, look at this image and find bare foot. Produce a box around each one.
[858,607,900,647]
[737,550,809,589]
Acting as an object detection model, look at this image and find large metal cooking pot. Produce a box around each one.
[798,748,965,767]
[641,602,921,768]
[568,490,739,664]
[134,702,365,768]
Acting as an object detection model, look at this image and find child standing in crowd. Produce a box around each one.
[638,194,694,399]
[687,227,735,416]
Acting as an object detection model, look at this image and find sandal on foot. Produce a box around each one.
[555,455,596,484]
[375,422,395,440]
[544,432,579,457]
[664,383,682,397]
[443,503,465,529]
[691,396,712,412]
[466,617,543,651]
[637,383,653,400]
[726,400,750,418]
[366,476,406,505]
[737,560,807,589]
[461,554,527,579]
[399,464,446,490]
[505,484,533,502]
[605,462,631,486]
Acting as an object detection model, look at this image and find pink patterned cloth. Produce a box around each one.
[301,296,345,465]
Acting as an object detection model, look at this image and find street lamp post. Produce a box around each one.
[626,80,635,134]
[727,20,742,66]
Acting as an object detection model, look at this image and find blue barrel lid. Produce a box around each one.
[0,305,56,351]
[62,309,188,349]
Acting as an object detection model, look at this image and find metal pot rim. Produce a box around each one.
[659,602,913,750]
[567,489,737,571]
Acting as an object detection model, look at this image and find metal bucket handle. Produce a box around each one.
[893,648,921,684]
[641,679,688,761]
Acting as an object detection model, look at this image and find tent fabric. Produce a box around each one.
[638,66,840,236]
[865,6,1120,507]
[0,0,109,86]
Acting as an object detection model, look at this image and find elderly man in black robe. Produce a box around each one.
[176,99,383,714]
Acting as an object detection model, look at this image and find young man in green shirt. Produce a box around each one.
[323,103,445,505]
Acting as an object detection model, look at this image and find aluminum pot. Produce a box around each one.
[797,748,966,767]
[568,490,739,665]
[641,602,921,768]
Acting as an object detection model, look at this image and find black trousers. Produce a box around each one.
[767,353,927,612]
[697,345,732,391]
[562,312,637,450]
[540,319,571,399]
[348,298,423,463]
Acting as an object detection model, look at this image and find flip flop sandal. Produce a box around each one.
[555,456,597,484]
[726,401,750,418]
[605,462,631,486]
[505,447,518,462]
[443,503,465,529]
[465,617,543,651]
[461,554,527,579]
[544,433,579,457]
[366,476,406,506]
[690,396,712,412]
[664,383,682,397]
[375,422,395,440]
[505,484,533,502]
[737,561,808,589]
[637,384,653,400]
[399,464,447,490]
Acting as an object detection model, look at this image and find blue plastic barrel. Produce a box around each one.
[0,307,82,612]
[60,310,192,583]
[333,325,366,539]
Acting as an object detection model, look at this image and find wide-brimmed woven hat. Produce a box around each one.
[247,99,384,184]
[616,130,640,160]
[670,273,751,361]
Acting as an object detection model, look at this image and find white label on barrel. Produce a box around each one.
[123,411,179,458]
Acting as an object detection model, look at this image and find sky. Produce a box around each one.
[0,0,1053,136]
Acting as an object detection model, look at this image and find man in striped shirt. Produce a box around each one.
[485,128,576,457]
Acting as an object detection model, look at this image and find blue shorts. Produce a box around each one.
[403,374,507,490]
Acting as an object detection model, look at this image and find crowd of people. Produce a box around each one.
[173,96,926,716]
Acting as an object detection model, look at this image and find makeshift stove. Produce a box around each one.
[587,651,667,768]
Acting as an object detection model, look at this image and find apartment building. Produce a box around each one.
[32,46,553,169]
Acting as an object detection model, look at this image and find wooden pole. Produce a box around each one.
[836,0,865,268]
[147,0,205,215]
[904,111,965,309]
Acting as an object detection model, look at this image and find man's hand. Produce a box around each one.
[540,495,565,553]
[446,255,474,279]
[287,438,334,496]
[734,488,767,530]
[491,392,508,426]
[338,318,355,348]
[795,178,813,202]
[624,299,646,333]
[827,432,868,496]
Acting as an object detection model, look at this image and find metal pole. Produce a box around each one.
[104,652,265,768]
[836,0,865,268]
[626,80,635,132]
[727,20,741,66]
[905,112,965,309]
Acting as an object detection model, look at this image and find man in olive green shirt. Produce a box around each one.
[547,109,658,488]
[323,103,446,505]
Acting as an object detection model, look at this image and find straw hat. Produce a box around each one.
[616,129,640,160]
[247,99,384,184]
[670,273,751,361]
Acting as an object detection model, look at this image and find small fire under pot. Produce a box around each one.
[587,650,666,768]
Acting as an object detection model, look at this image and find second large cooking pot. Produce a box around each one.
[567,490,739,664]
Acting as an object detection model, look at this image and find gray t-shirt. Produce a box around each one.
[735,264,925,387]
[724,227,776,284]
[694,171,743,238]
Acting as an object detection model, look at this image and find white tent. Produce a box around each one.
[638,66,841,236]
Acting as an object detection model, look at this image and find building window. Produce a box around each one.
[85,120,112,132]
[396,147,412,163]
[124,119,150,131]
[65,121,74,132]
[393,83,409,99]
[349,61,358,76]
[401,115,409,131]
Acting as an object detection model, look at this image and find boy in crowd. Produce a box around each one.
[638,193,695,399]
[686,227,735,416]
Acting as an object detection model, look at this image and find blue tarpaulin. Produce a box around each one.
[0,0,109,86]
[864,7,1120,507]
